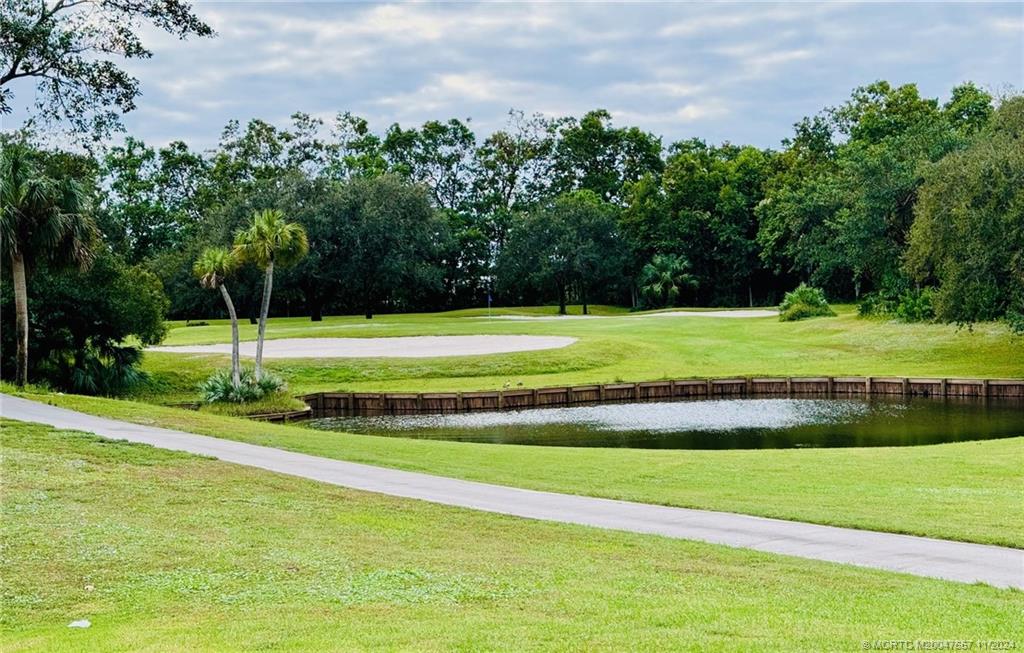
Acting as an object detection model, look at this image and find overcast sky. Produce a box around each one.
[5,1,1023,150]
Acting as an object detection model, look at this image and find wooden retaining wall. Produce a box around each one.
[302,377,1024,418]
[248,406,313,423]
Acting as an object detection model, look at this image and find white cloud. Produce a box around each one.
[375,73,545,112]
[7,1,1015,153]
[605,81,705,98]
[989,17,1023,34]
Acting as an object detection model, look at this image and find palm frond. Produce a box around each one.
[233,208,309,268]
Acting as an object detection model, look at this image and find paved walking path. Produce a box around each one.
[3,394,1021,589]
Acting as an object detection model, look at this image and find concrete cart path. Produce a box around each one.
[2,393,1021,589]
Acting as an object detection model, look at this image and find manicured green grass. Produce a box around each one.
[196,392,307,417]
[8,388,1022,548]
[2,419,1020,652]
[139,305,1024,403]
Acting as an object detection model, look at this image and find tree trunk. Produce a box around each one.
[310,296,323,322]
[255,260,274,381]
[748,282,754,308]
[558,284,566,315]
[582,287,589,315]
[219,283,241,390]
[11,253,29,387]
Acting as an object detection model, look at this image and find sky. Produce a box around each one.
[4,1,1023,150]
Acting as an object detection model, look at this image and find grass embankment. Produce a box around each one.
[138,305,1024,403]
[2,420,1021,652]
[196,393,307,417]
[7,388,1022,548]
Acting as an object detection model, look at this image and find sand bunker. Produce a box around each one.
[476,309,777,321]
[150,335,577,359]
[644,309,777,318]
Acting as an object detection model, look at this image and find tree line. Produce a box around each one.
[91,82,1024,327]
[3,82,1023,392]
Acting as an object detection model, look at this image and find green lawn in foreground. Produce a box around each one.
[139,305,1024,403]
[2,420,1020,652]
[9,388,1022,548]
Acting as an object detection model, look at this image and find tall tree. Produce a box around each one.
[99,138,212,262]
[194,247,242,388]
[906,96,1024,329]
[0,0,213,140]
[552,109,663,204]
[233,209,308,379]
[756,81,988,298]
[383,118,477,212]
[499,191,626,314]
[0,143,97,385]
[297,175,444,319]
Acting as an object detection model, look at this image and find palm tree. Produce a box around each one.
[639,254,697,309]
[233,209,308,379]
[194,247,242,389]
[1,144,97,386]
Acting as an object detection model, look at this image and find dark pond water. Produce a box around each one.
[306,397,1024,449]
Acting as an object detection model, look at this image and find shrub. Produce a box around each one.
[1,251,167,395]
[895,287,935,322]
[858,292,897,317]
[859,286,935,322]
[199,367,286,404]
[779,284,835,322]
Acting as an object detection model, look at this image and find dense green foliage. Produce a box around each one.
[778,283,835,321]
[497,190,626,314]
[64,80,1012,330]
[638,254,697,308]
[0,249,167,393]
[906,97,1024,331]
[3,82,1020,392]
[1,142,100,387]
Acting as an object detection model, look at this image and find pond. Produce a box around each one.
[306,397,1024,449]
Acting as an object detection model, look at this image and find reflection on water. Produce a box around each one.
[306,397,1024,449]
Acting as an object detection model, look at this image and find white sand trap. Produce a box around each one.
[645,309,777,318]
[474,315,604,321]
[475,309,777,321]
[150,335,577,359]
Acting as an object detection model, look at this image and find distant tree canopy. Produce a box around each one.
[6,80,1022,345]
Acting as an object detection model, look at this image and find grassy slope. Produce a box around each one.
[140,306,1024,403]
[2,420,1021,652]
[8,388,1022,548]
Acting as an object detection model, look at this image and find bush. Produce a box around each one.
[858,292,897,317]
[779,284,835,322]
[199,367,286,404]
[859,286,935,322]
[1,250,168,395]
[895,287,935,322]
